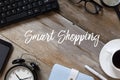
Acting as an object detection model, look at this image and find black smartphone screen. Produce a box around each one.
[0,39,13,74]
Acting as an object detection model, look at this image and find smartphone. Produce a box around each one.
[0,39,13,74]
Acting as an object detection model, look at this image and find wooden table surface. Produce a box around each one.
[0,0,120,80]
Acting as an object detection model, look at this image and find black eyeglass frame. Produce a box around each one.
[69,0,103,14]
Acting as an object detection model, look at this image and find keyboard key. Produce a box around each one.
[11,9,17,14]
[40,6,46,13]
[52,2,59,9]
[32,2,38,7]
[46,4,52,11]
[0,1,4,6]
[23,0,28,5]
[22,6,28,11]
[16,7,22,13]
[44,0,55,3]
[4,0,10,5]
[28,10,34,15]
[34,8,40,13]
[44,0,49,3]
[27,4,32,9]
[6,11,12,16]
[1,13,6,17]
[0,19,6,24]
[38,1,43,6]
[12,3,18,8]
[18,1,23,7]
[7,5,13,9]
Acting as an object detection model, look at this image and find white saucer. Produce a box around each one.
[99,39,120,79]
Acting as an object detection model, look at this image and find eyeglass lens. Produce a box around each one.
[85,2,97,14]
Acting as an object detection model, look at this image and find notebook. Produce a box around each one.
[49,64,94,80]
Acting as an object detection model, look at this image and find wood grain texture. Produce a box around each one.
[58,0,120,43]
[0,0,119,80]
[0,12,115,80]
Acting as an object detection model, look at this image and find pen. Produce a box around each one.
[85,65,107,80]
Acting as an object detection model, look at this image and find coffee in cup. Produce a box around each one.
[112,50,120,70]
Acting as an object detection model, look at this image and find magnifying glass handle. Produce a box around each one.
[114,6,120,20]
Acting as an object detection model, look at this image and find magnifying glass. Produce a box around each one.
[101,0,120,20]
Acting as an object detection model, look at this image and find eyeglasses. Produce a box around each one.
[69,0,103,14]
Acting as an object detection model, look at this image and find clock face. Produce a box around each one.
[5,66,34,80]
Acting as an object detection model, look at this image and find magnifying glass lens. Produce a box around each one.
[102,0,119,6]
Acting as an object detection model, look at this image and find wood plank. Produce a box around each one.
[0,35,51,80]
[0,12,113,80]
[58,0,120,43]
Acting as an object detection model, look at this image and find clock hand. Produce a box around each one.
[15,73,21,80]
[21,76,32,80]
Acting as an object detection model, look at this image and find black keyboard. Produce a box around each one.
[0,0,59,27]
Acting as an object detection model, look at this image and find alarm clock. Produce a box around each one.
[4,58,40,80]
